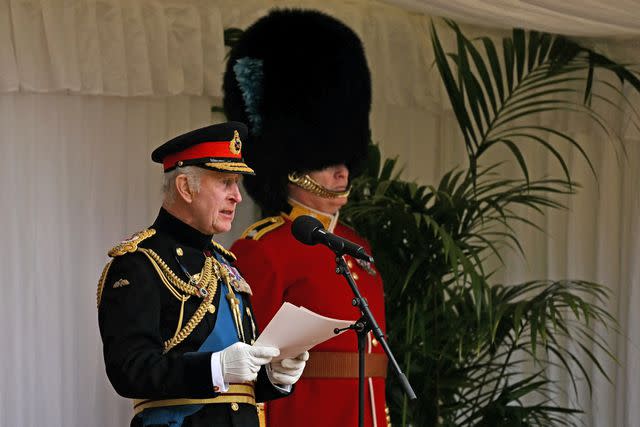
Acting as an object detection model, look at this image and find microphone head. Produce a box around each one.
[291,215,324,245]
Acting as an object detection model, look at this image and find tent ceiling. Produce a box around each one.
[382,0,640,37]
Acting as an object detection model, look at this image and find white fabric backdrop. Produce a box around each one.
[0,94,226,427]
[0,0,226,95]
[0,0,639,426]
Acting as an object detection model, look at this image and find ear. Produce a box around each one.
[175,174,194,203]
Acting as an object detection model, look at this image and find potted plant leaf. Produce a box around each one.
[343,20,639,426]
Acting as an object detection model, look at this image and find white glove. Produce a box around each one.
[268,351,309,386]
[219,342,280,383]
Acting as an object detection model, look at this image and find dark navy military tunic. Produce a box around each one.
[98,208,288,427]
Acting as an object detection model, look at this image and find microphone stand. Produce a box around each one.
[332,255,417,427]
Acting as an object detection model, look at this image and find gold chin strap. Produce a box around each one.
[288,172,351,199]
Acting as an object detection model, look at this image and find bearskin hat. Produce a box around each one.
[223,9,372,215]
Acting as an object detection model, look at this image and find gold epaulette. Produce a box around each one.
[98,228,156,308]
[241,216,285,241]
[210,240,237,262]
[108,229,156,257]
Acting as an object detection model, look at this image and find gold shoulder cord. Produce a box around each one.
[138,249,247,352]
[96,260,114,308]
[98,236,247,353]
[137,248,222,354]
[138,248,215,298]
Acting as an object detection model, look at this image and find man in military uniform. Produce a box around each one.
[97,122,308,427]
[223,10,390,427]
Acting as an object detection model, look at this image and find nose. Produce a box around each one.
[230,182,242,204]
[334,164,349,181]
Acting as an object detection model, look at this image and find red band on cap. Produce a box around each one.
[163,141,241,170]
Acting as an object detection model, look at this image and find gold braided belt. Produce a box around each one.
[302,352,388,378]
[132,383,256,415]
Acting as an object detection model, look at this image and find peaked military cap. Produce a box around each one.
[151,121,254,174]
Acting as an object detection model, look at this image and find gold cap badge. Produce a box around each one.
[229,130,242,155]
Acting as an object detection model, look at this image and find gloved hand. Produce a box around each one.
[219,342,280,383]
[268,351,309,386]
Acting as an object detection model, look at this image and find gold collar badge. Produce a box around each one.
[229,130,242,155]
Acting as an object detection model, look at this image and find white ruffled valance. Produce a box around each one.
[3,0,640,101]
[382,0,640,37]
[0,0,225,96]
[0,0,447,108]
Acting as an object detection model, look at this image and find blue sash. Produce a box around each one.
[140,258,244,427]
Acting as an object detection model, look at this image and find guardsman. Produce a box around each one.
[224,10,391,427]
[97,122,308,427]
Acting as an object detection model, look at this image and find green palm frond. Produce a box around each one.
[431,20,640,183]
[343,18,638,427]
[344,145,618,426]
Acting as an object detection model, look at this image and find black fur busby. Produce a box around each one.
[223,9,372,215]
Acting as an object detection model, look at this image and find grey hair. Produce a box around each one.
[162,166,203,204]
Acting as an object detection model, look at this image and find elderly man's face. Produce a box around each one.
[290,164,349,214]
[190,170,242,234]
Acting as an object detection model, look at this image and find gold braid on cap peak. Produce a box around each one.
[288,172,351,199]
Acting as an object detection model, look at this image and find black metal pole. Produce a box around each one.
[357,325,366,427]
[333,255,417,426]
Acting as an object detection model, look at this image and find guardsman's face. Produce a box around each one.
[190,170,242,234]
[292,164,350,214]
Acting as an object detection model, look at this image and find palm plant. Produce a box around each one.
[343,21,639,426]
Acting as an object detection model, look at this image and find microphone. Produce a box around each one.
[291,215,374,263]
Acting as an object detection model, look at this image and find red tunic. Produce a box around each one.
[231,208,388,427]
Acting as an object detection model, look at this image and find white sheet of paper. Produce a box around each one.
[254,302,355,361]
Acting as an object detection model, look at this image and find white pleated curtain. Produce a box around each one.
[0,0,226,96]
[0,0,638,426]
[382,0,640,36]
